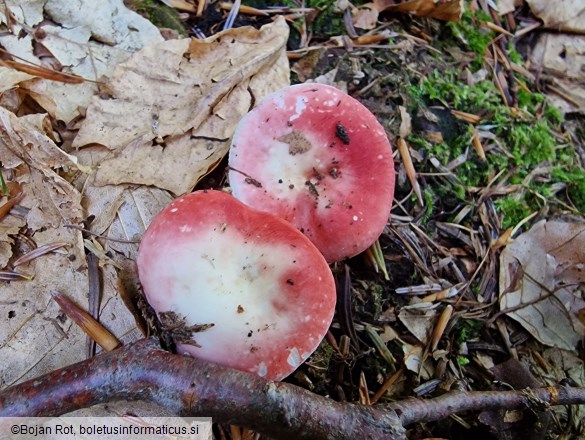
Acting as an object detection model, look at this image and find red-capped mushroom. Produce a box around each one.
[137,190,336,381]
[228,83,395,263]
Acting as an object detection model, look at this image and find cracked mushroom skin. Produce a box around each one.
[228,83,396,263]
[137,190,336,381]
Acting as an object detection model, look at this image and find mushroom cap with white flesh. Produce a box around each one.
[228,83,395,263]
[137,190,336,381]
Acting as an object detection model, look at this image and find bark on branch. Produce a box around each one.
[1,339,584,440]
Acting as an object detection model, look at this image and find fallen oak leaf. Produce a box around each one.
[73,17,290,195]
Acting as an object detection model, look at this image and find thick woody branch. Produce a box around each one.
[1,339,584,440]
[0,339,405,440]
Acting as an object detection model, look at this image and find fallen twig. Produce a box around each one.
[1,339,584,440]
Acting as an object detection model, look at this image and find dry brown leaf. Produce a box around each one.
[526,0,585,33]
[73,17,290,195]
[374,0,464,21]
[499,219,585,350]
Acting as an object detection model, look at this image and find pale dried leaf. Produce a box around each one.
[45,0,162,49]
[496,0,522,15]
[352,6,379,30]
[499,219,585,350]
[0,108,81,170]
[542,348,585,423]
[1,0,162,123]
[0,109,85,228]
[527,34,585,112]
[73,18,290,195]
[0,109,140,389]
[374,0,463,21]
[0,217,25,268]
[0,0,45,27]
[530,34,585,80]
[402,343,434,379]
[526,0,585,33]
[399,106,412,138]
[97,185,174,259]
[398,304,437,343]
[0,67,34,93]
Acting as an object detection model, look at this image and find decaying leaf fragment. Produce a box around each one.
[528,33,585,113]
[0,109,138,389]
[526,0,585,33]
[499,219,585,350]
[73,17,290,195]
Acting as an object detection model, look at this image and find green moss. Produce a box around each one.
[544,104,564,126]
[457,356,470,366]
[456,319,483,344]
[496,197,532,228]
[508,46,523,64]
[401,5,585,226]
[125,0,186,35]
[552,167,585,212]
[0,172,7,196]
[446,10,494,61]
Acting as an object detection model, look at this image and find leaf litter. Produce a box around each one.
[500,219,585,350]
[0,0,289,392]
[1,0,585,437]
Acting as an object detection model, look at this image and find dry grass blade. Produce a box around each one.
[365,239,389,280]
[336,265,360,349]
[0,191,23,221]
[451,109,482,124]
[0,271,33,281]
[50,291,121,352]
[371,369,403,404]
[484,21,514,37]
[430,305,453,351]
[422,283,464,302]
[365,325,396,370]
[353,33,392,45]
[164,0,197,13]
[471,129,486,160]
[0,59,85,84]
[219,2,268,16]
[378,0,464,21]
[397,138,424,207]
[12,242,69,267]
[359,371,371,405]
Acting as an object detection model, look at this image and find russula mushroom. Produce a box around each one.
[137,190,336,381]
[228,83,395,263]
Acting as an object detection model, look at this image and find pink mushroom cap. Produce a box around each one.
[228,83,395,263]
[137,190,336,381]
